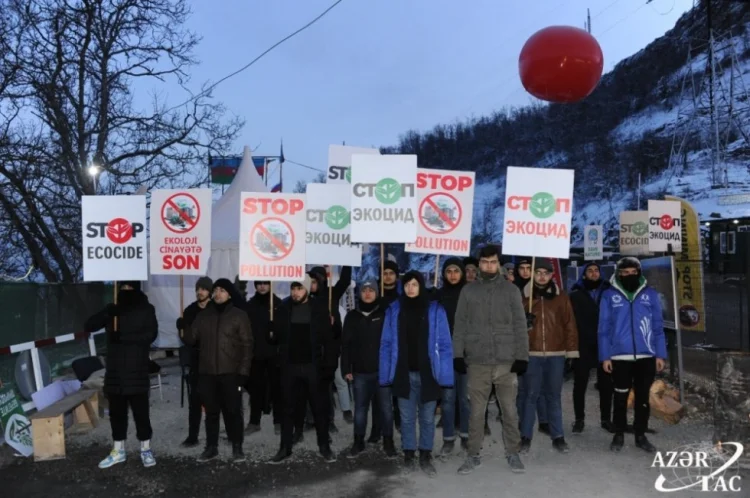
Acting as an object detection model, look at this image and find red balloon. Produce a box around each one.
[519,26,604,103]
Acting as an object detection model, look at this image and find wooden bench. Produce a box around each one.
[29,389,99,462]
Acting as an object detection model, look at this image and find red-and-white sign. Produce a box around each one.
[405,169,475,256]
[239,193,306,281]
[149,189,212,275]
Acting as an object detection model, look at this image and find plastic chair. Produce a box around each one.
[148,356,163,401]
[178,346,192,408]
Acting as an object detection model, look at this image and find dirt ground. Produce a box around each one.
[0,361,744,498]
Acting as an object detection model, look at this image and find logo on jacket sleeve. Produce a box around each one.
[640,316,655,355]
[611,294,623,306]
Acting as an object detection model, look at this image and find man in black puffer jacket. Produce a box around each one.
[433,257,469,454]
[245,280,284,435]
[569,262,614,434]
[184,278,253,464]
[84,281,158,470]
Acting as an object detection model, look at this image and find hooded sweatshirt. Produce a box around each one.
[434,257,466,334]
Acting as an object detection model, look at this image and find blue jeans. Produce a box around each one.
[521,356,565,440]
[516,372,548,425]
[353,373,393,439]
[441,371,469,440]
[397,372,436,451]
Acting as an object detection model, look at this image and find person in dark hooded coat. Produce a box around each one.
[84,280,158,470]
[433,257,470,455]
[569,262,614,433]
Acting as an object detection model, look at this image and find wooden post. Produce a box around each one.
[327,266,333,313]
[113,282,118,331]
[179,275,184,338]
[269,282,274,321]
[433,255,440,288]
[528,258,536,311]
[380,244,385,295]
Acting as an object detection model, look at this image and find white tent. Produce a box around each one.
[146,146,269,347]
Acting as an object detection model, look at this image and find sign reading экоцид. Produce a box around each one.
[305,183,362,267]
[349,154,418,243]
[501,166,575,259]
[404,168,475,257]
[326,145,379,185]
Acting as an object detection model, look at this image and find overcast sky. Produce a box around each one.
[150,0,696,188]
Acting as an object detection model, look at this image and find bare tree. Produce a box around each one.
[293,172,326,193]
[0,0,243,282]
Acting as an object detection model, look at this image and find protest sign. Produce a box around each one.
[305,183,362,267]
[619,211,651,256]
[648,200,683,252]
[584,225,603,260]
[327,145,379,185]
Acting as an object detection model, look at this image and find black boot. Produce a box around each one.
[269,446,292,464]
[367,432,380,444]
[197,446,219,463]
[292,431,304,446]
[601,420,616,433]
[320,445,337,463]
[232,442,246,463]
[419,450,437,477]
[181,436,199,448]
[347,435,366,459]
[572,420,584,434]
[610,433,624,452]
[383,437,397,458]
[404,449,417,469]
[635,434,656,453]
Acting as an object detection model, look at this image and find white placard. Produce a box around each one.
[327,145,379,184]
[305,183,362,266]
[239,193,307,281]
[404,169,475,256]
[619,211,651,256]
[501,166,574,259]
[583,225,603,260]
[648,200,682,252]
[82,195,148,281]
[349,154,418,243]
[149,189,212,275]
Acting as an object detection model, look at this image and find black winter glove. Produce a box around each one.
[510,360,528,376]
[525,312,536,330]
[176,317,184,330]
[453,357,468,375]
[106,303,119,317]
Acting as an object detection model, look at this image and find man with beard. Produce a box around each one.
[307,265,352,430]
[84,281,158,469]
[379,260,402,306]
[599,257,666,453]
[270,276,337,464]
[433,257,470,455]
[176,277,213,448]
[379,271,453,477]
[569,263,614,434]
[245,281,284,436]
[454,245,527,475]
[462,257,478,283]
[341,280,397,458]
[520,259,578,455]
[184,279,253,463]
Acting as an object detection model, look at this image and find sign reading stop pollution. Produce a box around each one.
[648,200,683,252]
[239,193,306,281]
[501,166,574,259]
[149,189,212,275]
[82,195,147,281]
[306,183,362,267]
[584,225,603,260]
[404,169,475,256]
[349,154,418,243]
[619,211,651,256]
[327,145,379,185]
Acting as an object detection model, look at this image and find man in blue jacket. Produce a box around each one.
[598,257,666,453]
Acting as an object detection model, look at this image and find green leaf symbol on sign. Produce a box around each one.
[344,168,351,184]
[633,221,648,236]
[375,178,401,204]
[325,205,350,230]
[529,192,556,219]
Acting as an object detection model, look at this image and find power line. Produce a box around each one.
[592,0,623,19]
[285,159,326,173]
[163,0,346,115]
[597,1,650,37]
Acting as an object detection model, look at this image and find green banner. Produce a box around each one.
[0,387,33,457]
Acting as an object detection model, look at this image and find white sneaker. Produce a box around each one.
[98,448,126,469]
[140,449,156,468]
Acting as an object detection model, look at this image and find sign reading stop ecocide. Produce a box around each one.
[149,189,212,275]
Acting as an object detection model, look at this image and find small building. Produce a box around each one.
[704,216,750,274]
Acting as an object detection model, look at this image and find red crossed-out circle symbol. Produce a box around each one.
[250,218,295,262]
[419,192,463,235]
[162,192,201,234]
[106,218,135,244]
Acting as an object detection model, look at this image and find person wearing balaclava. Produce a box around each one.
[569,263,614,434]
[462,257,478,283]
[599,257,666,454]
[520,258,578,455]
[269,275,338,464]
[379,271,453,477]
[184,278,253,464]
[176,276,213,448]
[514,258,532,292]
[432,257,470,455]
[307,265,353,430]
[84,281,158,470]
[245,281,284,436]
